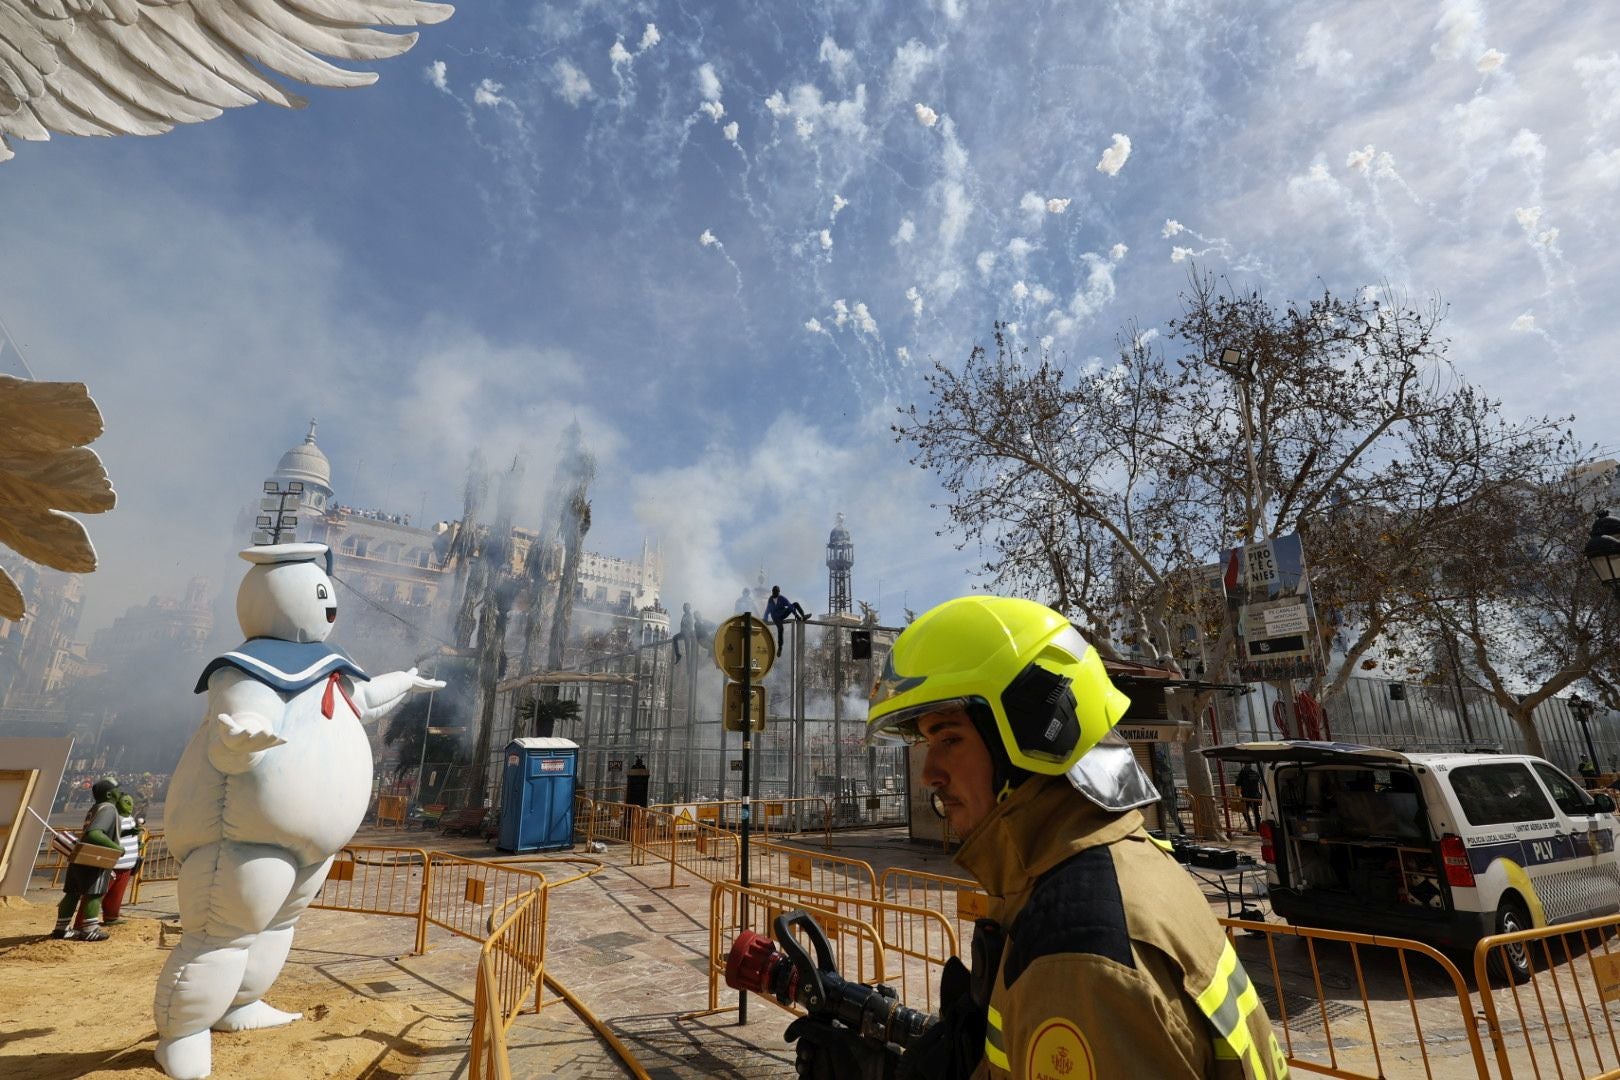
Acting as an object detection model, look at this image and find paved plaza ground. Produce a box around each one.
[3,822,1597,1078]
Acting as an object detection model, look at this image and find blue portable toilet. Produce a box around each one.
[497,737,579,852]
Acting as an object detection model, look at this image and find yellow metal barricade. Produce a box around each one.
[1221,917,1490,1079]
[573,794,595,845]
[748,881,958,1013]
[128,831,181,904]
[880,866,986,952]
[748,840,876,901]
[424,852,546,950]
[701,880,889,1017]
[1474,911,1620,1079]
[756,796,833,847]
[374,794,408,827]
[312,844,431,949]
[470,885,548,1080]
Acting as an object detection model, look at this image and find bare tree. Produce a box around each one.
[896,272,1568,831]
[1406,461,1620,756]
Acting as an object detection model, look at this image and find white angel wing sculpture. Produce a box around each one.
[0,375,116,619]
[0,0,453,161]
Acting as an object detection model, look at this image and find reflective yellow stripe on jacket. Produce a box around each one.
[984,1003,1010,1071]
[1194,941,1281,1077]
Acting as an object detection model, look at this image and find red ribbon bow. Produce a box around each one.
[321,671,359,720]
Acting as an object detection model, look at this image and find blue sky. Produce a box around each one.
[2,0,1618,635]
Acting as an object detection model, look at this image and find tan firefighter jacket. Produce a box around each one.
[954,774,1288,1080]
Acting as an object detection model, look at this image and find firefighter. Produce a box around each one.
[795,596,1288,1079]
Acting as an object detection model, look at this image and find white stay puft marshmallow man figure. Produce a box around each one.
[153,543,443,1079]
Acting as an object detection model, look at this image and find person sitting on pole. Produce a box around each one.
[763,585,809,648]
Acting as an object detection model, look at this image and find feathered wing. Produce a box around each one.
[0,375,115,620]
[0,0,453,160]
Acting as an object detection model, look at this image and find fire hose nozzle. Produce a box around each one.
[725,929,780,997]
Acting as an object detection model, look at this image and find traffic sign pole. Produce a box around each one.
[740,612,753,1024]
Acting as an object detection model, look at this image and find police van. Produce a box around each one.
[1204,742,1620,980]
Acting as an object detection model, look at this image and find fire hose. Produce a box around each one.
[724,910,936,1051]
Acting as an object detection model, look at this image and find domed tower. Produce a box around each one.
[826,512,853,617]
[258,420,333,543]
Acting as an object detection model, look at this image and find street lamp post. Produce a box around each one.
[1570,693,1600,776]
[1585,509,1620,595]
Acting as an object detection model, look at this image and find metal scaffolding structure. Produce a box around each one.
[488,617,911,824]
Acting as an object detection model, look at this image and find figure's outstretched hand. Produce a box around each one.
[216,712,288,753]
[406,667,447,692]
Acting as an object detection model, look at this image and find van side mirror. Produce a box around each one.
[1596,793,1616,815]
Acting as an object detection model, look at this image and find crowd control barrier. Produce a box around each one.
[1220,918,1490,1079]
[879,866,987,950]
[1474,910,1620,1079]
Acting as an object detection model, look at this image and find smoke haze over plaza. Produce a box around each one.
[2,0,1619,637]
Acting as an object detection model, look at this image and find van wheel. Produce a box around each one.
[1489,897,1534,985]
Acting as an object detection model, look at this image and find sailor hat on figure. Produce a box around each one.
[154,541,444,1080]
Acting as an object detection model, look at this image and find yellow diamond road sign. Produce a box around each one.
[714,614,777,681]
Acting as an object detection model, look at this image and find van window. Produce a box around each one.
[1450,763,1555,826]
[1533,762,1595,816]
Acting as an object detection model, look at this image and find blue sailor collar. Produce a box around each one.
[194,638,370,694]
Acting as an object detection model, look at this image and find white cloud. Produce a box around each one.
[1297,22,1352,79]
[698,63,723,103]
[1011,280,1029,301]
[894,218,915,244]
[819,36,856,84]
[1162,219,1185,237]
[1096,133,1132,175]
[805,317,824,333]
[819,229,833,251]
[1477,49,1506,72]
[723,121,739,142]
[1432,0,1485,61]
[1514,206,1542,229]
[795,117,815,140]
[474,79,508,109]
[1347,145,1375,172]
[765,91,790,117]
[888,40,937,104]
[1509,128,1546,164]
[896,346,911,363]
[914,103,939,127]
[1006,236,1035,260]
[831,194,849,217]
[833,299,849,327]
[1045,198,1070,214]
[1510,312,1536,331]
[700,100,725,122]
[905,286,923,316]
[1170,246,1195,263]
[699,229,718,247]
[1019,191,1045,216]
[771,83,868,142]
[940,182,971,247]
[975,251,996,276]
[552,60,593,106]
[852,302,878,335]
[609,40,632,67]
[1136,327,1160,346]
[638,23,661,51]
[1109,243,1128,260]
[1583,148,1620,187]
[426,60,448,92]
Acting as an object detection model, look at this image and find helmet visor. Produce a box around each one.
[865,696,980,746]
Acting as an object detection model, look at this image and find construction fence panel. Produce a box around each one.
[1474,911,1620,1079]
[706,880,888,1017]
[573,794,594,845]
[1221,918,1490,1080]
